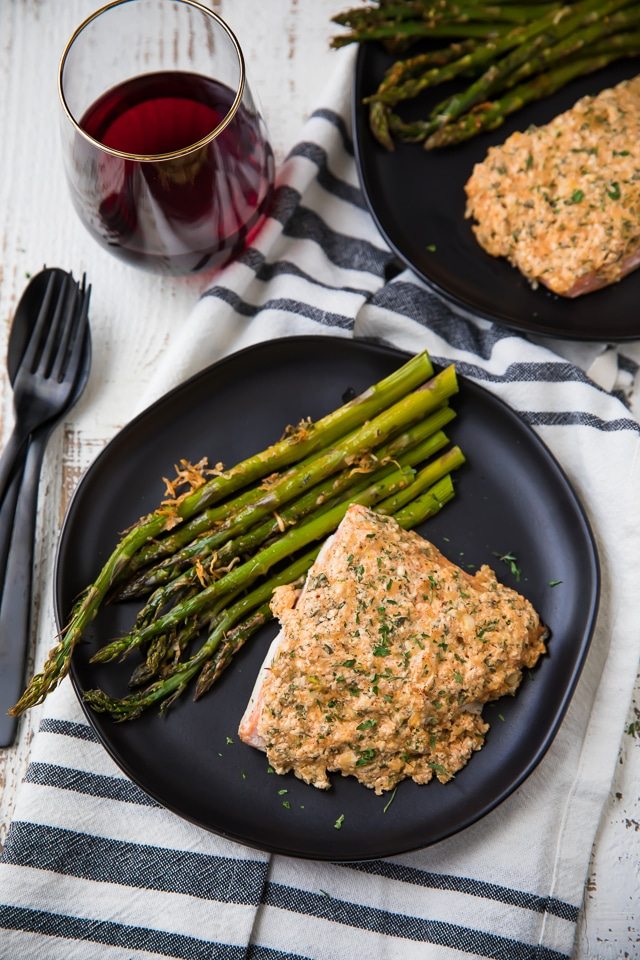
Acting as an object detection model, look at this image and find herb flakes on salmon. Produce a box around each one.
[239,504,547,794]
[464,76,640,298]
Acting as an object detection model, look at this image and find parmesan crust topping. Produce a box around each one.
[464,77,640,297]
[254,505,547,794]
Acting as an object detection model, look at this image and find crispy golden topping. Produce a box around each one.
[255,505,547,794]
[162,458,225,505]
[465,77,640,297]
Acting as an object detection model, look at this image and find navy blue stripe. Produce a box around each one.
[22,761,159,807]
[441,358,600,389]
[263,184,391,277]
[374,282,637,428]
[248,948,311,960]
[0,905,247,960]
[308,107,354,155]
[263,883,569,960]
[2,822,267,905]
[430,353,640,432]
[236,247,373,297]
[371,279,513,359]
[431,355,630,404]
[520,410,640,432]
[288,142,366,210]
[612,388,630,408]
[38,717,98,742]
[202,287,355,329]
[283,201,391,276]
[432,354,639,432]
[618,352,639,375]
[344,861,578,922]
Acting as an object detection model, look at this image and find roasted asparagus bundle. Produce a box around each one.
[12,351,465,721]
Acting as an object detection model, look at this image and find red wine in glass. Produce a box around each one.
[71,71,274,275]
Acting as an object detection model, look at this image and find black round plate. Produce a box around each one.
[354,45,640,341]
[56,337,599,860]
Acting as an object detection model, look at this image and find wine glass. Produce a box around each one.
[58,0,274,276]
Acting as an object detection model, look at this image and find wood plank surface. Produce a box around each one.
[0,3,637,958]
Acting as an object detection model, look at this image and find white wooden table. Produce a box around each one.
[0,3,638,957]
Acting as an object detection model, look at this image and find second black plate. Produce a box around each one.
[354,45,640,341]
[57,337,599,860]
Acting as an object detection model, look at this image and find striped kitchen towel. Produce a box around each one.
[1,47,639,960]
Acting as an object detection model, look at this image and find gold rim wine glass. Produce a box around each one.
[59,0,275,275]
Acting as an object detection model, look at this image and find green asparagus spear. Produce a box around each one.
[11,352,435,715]
[121,367,456,597]
[427,0,635,133]
[332,19,509,48]
[119,409,455,600]
[95,438,464,671]
[426,46,640,147]
[497,9,640,94]
[367,0,632,108]
[193,603,273,701]
[126,368,451,578]
[91,465,419,664]
[123,427,455,659]
[195,470,460,700]
[376,39,480,96]
[84,475,456,720]
[333,2,559,28]
[425,8,640,122]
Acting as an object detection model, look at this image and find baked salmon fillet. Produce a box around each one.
[239,504,547,794]
[464,76,640,298]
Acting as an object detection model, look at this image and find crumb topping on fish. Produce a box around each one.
[465,77,640,298]
[240,504,547,794]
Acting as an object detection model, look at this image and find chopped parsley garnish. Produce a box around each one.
[477,620,499,640]
[357,718,377,731]
[494,551,521,581]
[225,736,234,745]
[429,761,449,777]
[278,789,288,795]
[565,189,584,205]
[548,579,562,587]
[383,788,397,814]
[334,813,345,830]
[267,765,274,774]
[355,749,377,767]
[373,645,390,657]
[281,800,291,809]
[426,243,437,252]
[607,181,621,200]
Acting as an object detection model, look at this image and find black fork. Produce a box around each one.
[0,271,91,746]
[0,272,89,507]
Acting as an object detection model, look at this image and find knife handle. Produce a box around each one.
[0,429,49,747]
